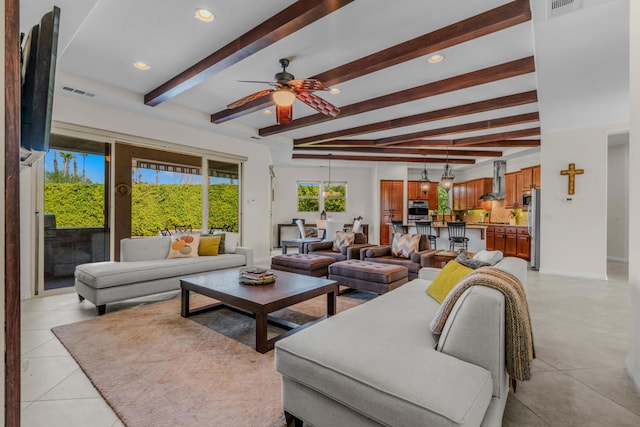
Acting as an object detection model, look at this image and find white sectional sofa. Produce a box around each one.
[275,257,527,427]
[74,235,253,315]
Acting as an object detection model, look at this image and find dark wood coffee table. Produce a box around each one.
[180,268,338,353]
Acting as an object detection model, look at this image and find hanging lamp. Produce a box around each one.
[419,157,430,193]
[440,150,455,192]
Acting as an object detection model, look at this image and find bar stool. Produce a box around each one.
[447,221,469,251]
[391,220,405,233]
[415,221,437,249]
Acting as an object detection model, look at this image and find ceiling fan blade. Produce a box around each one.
[276,104,293,125]
[288,79,328,92]
[237,80,279,85]
[227,89,273,109]
[296,91,340,117]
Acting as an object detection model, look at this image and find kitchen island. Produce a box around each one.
[388,222,488,253]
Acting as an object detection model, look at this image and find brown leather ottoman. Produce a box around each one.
[271,254,336,277]
[328,260,408,295]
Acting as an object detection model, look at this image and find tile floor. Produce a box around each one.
[20,260,640,426]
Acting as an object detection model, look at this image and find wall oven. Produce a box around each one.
[408,200,429,221]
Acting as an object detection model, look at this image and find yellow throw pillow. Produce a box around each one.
[167,234,200,259]
[198,235,221,256]
[426,261,473,303]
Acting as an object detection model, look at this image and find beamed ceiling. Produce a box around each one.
[21,0,544,171]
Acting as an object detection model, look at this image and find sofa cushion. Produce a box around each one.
[75,254,246,289]
[427,261,473,303]
[198,235,221,256]
[473,250,503,265]
[167,234,200,259]
[332,231,355,252]
[391,233,420,258]
[120,236,171,262]
[276,280,493,427]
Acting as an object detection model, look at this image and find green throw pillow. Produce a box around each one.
[426,261,473,303]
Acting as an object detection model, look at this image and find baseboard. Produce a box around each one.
[625,357,640,393]
[607,256,628,262]
[537,268,607,281]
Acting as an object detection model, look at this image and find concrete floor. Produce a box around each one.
[20,260,640,426]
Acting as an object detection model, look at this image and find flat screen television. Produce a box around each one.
[20,6,60,165]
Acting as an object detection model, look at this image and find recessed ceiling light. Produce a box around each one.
[329,87,341,95]
[428,54,444,64]
[133,61,150,71]
[263,109,273,115]
[194,9,215,22]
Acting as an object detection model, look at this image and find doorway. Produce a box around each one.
[40,136,110,293]
[606,133,629,267]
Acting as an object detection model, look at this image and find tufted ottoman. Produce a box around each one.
[328,260,408,295]
[271,253,336,277]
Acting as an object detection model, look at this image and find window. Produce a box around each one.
[208,160,239,232]
[323,181,347,212]
[437,185,450,211]
[131,159,203,236]
[297,182,320,212]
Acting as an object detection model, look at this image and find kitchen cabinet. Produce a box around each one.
[532,165,541,188]
[505,227,517,257]
[476,178,493,210]
[408,180,436,203]
[504,172,524,208]
[453,184,461,210]
[517,227,531,260]
[454,178,492,210]
[521,167,533,190]
[380,180,404,245]
[486,225,530,261]
[465,181,475,209]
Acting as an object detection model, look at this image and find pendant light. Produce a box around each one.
[440,150,455,192]
[419,157,430,193]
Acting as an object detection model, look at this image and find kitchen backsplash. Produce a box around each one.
[458,200,529,225]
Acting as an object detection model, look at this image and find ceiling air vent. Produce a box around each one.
[548,0,582,18]
[61,85,95,98]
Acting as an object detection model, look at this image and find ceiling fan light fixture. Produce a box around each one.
[272,88,296,107]
[194,9,215,22]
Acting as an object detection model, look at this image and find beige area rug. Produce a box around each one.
[52,291,371,427]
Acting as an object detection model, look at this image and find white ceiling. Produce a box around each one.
[20,0,629,171]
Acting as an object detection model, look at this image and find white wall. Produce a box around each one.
[272,165,374,244]
[607,140,629,261]
[626,0,640,392]
[19,94,275,291]
[539,123,626,280]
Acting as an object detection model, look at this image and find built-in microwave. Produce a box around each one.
[522,191,532,208]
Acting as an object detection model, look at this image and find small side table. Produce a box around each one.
[281,238,322,254]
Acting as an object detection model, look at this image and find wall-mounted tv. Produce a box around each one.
[20,6,60,165]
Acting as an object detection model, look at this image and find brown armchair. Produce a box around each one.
[359,234,438,280]
[306,232,373,261]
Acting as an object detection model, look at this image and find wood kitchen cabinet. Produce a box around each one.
[504,172,524,208]
[465,181,475,209]
[408,180,437,203]
[486,226,495,250]
[532,165,541,188]
[517,227,531,260]
[505,227,517,256]
[380,180,404,245]
[521,165,541,190]
[454,183,467,210]
[492,226,506,253]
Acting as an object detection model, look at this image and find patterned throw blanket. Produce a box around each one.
[430,267,535,385]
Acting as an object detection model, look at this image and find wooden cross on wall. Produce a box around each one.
[560,163,584,195]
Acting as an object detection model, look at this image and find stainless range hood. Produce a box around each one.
[479,160,506,201]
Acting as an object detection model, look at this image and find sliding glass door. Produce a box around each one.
[41,137,110,292]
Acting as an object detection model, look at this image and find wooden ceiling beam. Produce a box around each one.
[294,90,538,145]
[212,0,531,124]
[452,128,541,146]
[293,146,503,157]
[374,112,539,146]
[292,154,476,164]
[470,139,540,147]
[144,0,354,106]
[260,56,535,136]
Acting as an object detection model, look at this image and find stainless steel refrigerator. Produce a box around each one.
[527,188,541,270]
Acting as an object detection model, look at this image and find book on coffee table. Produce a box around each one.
[239,267,276,285]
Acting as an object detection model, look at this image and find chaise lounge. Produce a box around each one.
[275,257,529,427]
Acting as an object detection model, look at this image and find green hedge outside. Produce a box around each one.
[44,183,238,236]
